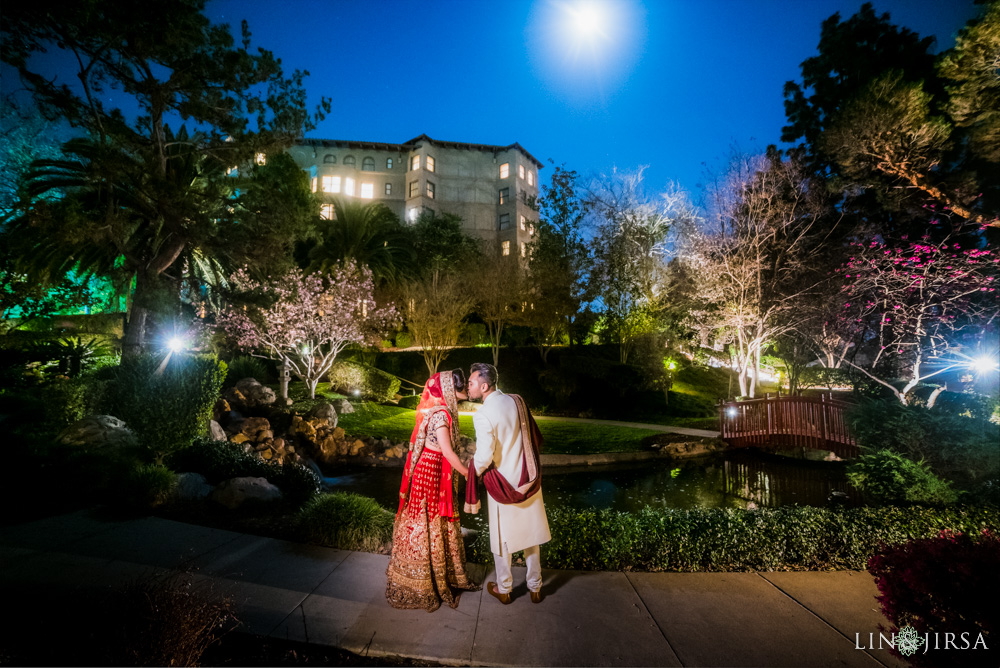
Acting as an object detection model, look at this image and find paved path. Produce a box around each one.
[1,510,905,667]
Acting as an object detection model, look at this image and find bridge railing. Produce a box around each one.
[717,392,859,459]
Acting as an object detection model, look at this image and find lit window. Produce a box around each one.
[324,154,336,164]
[426,156,435,172]
[519,164,525,179]
[426,181,435,199]
[521,242,526,257]
[500,163,509,178]
[343,155,356,167]
[499,213,511,230]
[409,181,419,198]
[345,177,355,196]
[385,183,392,195]
[527,170,534,186]
[311,177,318,193]
[499,187,509,205]
[411,155,420,170]
[502,240,511,256]
[519,215,526,230]
[255,153,266,165]
[321,175,341,193]
[386,158,393,169]
[362,157,375,171]
[320,203,334,220]
[407,208,419,222]
[529,223,535,235]
[361,183,374,199]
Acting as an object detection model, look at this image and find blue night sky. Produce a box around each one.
[207,0,981,202]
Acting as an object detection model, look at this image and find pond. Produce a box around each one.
[322,449,863,534]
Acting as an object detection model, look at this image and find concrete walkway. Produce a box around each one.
[0,509,906,667]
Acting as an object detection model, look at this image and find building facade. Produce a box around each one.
[286,134,543,259]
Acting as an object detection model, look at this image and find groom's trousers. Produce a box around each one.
[493,545,542,594]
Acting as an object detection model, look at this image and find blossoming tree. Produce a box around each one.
[835,236,998,405]
[217,262,396,398]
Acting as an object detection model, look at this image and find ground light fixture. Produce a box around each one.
[970,355,999,374]
[726,406,739,419]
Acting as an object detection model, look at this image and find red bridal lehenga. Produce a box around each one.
[385,371,478,611]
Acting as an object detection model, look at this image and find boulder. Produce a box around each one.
[240,417,271,439]
[208,420,227,442]
[235,378,277,406]
[174,472,214,501]
[210,476,282,509]
[307,403,338,426]
[222,387,248,410]
[57,415,136,449]
[349,439,367,456]
[334,399,355,415]
[212,398,232,423]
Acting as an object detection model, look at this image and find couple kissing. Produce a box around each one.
[385,362,551,611]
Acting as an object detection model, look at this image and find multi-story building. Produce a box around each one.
[286,134,543,259]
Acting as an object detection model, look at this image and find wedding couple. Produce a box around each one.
[385,362,551,612]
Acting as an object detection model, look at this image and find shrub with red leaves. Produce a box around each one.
[868,529,1000,666]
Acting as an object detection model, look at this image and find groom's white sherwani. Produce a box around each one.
[472,390,551,557]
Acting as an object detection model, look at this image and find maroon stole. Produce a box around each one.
[464,394,543,513]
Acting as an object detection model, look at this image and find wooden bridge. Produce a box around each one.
[717,393,860,459]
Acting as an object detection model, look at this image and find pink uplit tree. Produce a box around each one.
[217,262,396,398]
[836,236,998,405]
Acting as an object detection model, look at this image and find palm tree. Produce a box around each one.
[303,197,417,287]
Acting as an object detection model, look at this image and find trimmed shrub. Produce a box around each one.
[397,394,421,409]
[868,529,999,667]
[116,463,177,509]
[848,399,1000,482]
[848,450,960,506]
[40,375,110,429]
[224,355,271,387]
[297,492,394,552]
[463,504,1000,571]
[168,438,321,506]
[328,359,401,403]
[105,353,227,460]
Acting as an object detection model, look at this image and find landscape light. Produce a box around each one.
[971,355,999,373]
[726,407,738,419]
[353,389,361,397]
[166,336,186,353]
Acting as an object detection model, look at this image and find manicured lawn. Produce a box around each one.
[337,402,661,454]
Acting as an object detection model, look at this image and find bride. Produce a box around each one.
[385,369,478,610]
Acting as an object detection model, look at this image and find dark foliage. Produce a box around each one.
[868,529,1000,666]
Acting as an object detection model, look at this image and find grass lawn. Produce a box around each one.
[337,402,661,454]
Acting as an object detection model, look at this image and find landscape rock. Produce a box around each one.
[307,403,338,426]
[174,472,214,501]
[235,377,277,407]
[212,398,232,423]
[57,415,136,450]
[208,420,226,442]
[240,417,271,439]
[334,399,355,415]
[210,476,282,509]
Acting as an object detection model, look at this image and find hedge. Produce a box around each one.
[327,359,401,403]
[463,504,1000,571]
[104,353,227,460]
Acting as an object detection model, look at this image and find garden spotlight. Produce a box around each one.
[726,407,738,419]
[166,336,186,353]
[971,355,999,373]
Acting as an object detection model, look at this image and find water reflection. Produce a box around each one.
[322,449,861,535]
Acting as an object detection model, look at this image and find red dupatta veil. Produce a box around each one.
[396,371,461,520]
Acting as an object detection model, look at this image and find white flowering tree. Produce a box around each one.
[217,262,396,398]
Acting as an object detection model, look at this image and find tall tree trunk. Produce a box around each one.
[122,272,153,356]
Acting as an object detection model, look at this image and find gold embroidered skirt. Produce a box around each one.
[386,449,477,611]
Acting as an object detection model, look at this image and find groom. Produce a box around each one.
[466,362,550,604]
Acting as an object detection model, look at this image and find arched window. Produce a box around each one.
[362,157,375,171]
[343,155,356,167]
[323,154,336,164]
